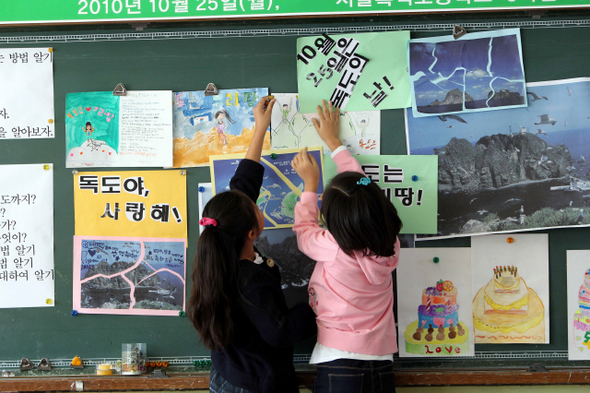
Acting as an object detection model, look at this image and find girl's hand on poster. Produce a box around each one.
[312,100,342,151]
[253,96,276,133]
[291,146,319,193]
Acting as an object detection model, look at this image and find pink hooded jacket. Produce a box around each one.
[293,148,399,355]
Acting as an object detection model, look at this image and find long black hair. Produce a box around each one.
[320,172,402,257]
[187,190,260,351]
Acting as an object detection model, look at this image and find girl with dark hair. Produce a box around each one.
[187,96,316,393]
[291,100,403,393]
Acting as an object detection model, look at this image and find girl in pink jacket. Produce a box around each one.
[291,100,403,393]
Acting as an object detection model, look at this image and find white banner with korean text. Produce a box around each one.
[0,164,54,307]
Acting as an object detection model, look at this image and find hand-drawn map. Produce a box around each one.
[73,236,186,316]
[210,148,324,229]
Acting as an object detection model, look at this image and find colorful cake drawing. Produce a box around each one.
[404,279,470,355]
[472,266,545,343]
[573,268,590,350]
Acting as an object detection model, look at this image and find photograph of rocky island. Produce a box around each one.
[409,28,527,117]
[406,78,590,238]
[75,237,186,315]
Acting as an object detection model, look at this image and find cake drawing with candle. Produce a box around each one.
[573,268,590,351]
[404,279,470,355]
[472,266,545,343]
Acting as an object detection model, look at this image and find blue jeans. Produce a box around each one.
[209,368,257,393]
[314,359,396,393]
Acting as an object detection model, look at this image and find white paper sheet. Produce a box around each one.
[118,91,173,167]
[0,164,54,307]
[0,48,54,139]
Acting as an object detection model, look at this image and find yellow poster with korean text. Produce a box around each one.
[74,170,186,239]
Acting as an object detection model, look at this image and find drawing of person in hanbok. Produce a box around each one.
[214,109,235,147]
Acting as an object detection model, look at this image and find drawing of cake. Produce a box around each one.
[404,279,470,355]
[573,268,590,350]
[472,266,545,343]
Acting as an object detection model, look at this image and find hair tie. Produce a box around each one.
[356,177,371,186]
[200,217,217,227]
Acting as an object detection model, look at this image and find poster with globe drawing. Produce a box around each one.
[270,93,380,156]
[210,147,324,230]
[406,77,590,239]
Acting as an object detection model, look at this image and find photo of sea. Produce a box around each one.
[406,78,590,239]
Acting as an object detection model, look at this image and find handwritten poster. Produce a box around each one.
[173,88,269,167]
[73,235,186,316]
[210,148,324,230]
[397,248,474,358]
[65,91,173,168]
[324,155,438,234]
[270,93,380,155]
[73,170,187,239]
[0,48,54,139]
[0,164,54,308]
[296,31,411,112]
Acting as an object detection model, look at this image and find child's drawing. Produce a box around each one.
[65,92,119,167]
[567,250,590,360]
[270,93,380,155]
[397,248,474,358]
[173,88,269,167]
[471,234,549,344]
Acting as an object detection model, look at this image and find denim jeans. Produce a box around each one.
[209,367,257,393]
[314,359,396,393]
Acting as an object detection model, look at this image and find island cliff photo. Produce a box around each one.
[407,78,590,238]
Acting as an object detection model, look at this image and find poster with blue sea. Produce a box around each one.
[406,77,590,239]
[409,28,527,118]
[173,88,269,168]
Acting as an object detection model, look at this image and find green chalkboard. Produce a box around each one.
[1,11,590,371]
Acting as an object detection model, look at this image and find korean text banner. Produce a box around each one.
[324,155,438,234]
[2,1,587,25]
[74,170,187,239]
[297,31,411,112]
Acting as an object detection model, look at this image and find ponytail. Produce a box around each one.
[187,190,259,351]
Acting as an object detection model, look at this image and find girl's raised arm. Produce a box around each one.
[245,96,275,163]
